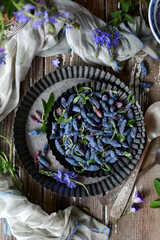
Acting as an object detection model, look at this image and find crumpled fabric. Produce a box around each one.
[0,0,159,121]
[0,173,110,240]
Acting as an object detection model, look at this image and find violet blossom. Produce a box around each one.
[54,170,78,188]
[130,203,139,213]
[0,48,6,65]
[92,28,120,61]
[13,10,30,24]
[52,59,60,67]
[133,190,145,203]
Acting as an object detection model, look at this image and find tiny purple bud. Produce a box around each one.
[77,115,82,120]
[56,107,63,115]
[130,203,139,213]
[134,190,145,203]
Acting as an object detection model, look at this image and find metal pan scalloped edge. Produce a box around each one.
[13,66,145,197]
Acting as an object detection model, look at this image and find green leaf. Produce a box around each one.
[154,179,160,197]
[149,201,160,208]
[83,140,88,145]
[127,119,136,128]
[110,10,122,18]
[42,99,47,114]
[83,206,90,212]
[59,116,72,123]
[124,151,131,157]
[78,87,92,94]
[120,0,130,13]
[45,93,54,115]
[73,95,81,104]
[124,14,135,24]
[75,151,84,157]
[100,89,118,95]
[87,159,95,164]
[80,93,87,104]
[117,133,125,142]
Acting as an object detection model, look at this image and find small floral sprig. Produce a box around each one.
[39,169,89,195]
[92,28,120,62]
[0,135,24,195]
[0,0,80,65]
[114,190,145,224]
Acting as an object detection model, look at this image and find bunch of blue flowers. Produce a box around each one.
[0,0,79,65]
[92,28,120,62]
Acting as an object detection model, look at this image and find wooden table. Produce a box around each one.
[0,0,160,239]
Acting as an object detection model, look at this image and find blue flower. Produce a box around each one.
[54,170,77,188]
[92,27,120,61]
[62,10,70,19]
[134,190,145,203]
[49,16,57,24]
[54,170,63,183]
[0,48,6,65]
[32,11,45,28]
[13,10,30,24]
[23,4,35,12]
[130,203,139,212]
[52,58,60,67]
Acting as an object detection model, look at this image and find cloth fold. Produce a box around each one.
[0,0,159,122]
[0,173,110,240]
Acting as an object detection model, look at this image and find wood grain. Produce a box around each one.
[0,0,160,240]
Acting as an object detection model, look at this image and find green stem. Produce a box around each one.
[0,135,12,162]
[7,162,25,195]
[71,179,89,196]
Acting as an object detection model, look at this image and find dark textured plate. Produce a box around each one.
[46,81,145,178]
[14,66,145,197]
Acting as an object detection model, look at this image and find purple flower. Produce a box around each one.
[49,16,57,24]
[54,170,63,183]
[112,30,120,47]
[62,10,70,19]
[0,48,6,65]
[23,4,35,12]
[32,11,45,28]
[52,59,60,67]
[134,190,145,203]
[13,10,30,24]
[130,203,139,213]
[53,170,78,188]
[43,10,49,22]
[92,28,120,61]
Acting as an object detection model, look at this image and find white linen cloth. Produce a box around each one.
[0,173,110,240]
[0,0,159,122]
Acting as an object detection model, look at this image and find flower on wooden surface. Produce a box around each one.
[130,203,139,213]
[133,190,145,203]
[52,58,60,67]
